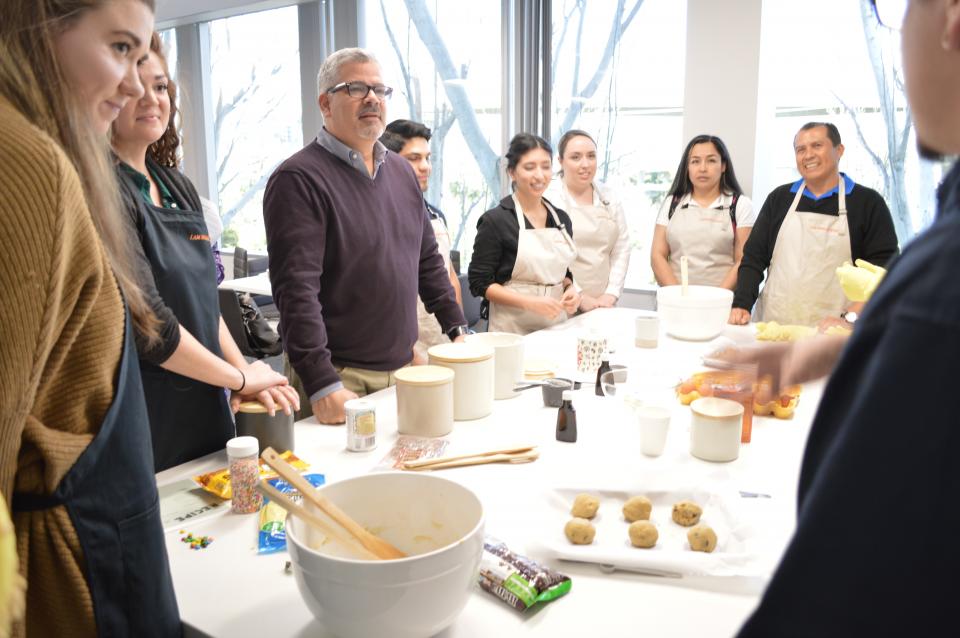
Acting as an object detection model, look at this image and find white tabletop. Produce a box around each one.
[218,273,272,297]
[157,308,820,638]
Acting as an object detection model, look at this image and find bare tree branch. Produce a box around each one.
[551,1,580,82]
[220,159,282,228]
[381,0,418,118]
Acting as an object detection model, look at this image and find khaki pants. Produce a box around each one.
[284,355,403,419]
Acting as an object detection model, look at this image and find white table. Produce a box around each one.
[218,273,272,297]
[157,308,821,637]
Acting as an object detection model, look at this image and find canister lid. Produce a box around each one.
[394,365,455,387]
[524,358,556,379]
[237,400,269,414]
[427,342,494,363]
[226,435,259,458]
[690,397,744,418]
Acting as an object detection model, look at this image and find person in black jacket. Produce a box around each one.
[111,33,297,471]
[730,1,960,635]
[730,122,899,328]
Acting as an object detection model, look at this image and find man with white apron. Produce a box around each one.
[665,193,742,287]
[545,180,629,303]
[730,122,899,327]
[488,195,579,335]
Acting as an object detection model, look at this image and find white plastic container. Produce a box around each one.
[465,332,525,400]
[656,285,734,341]
[394,365,455,437]
[689,397,743,462]
[428,343,495,420]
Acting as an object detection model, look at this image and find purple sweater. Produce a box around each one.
[263,141,465,396]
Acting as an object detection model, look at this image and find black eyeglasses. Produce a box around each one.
[870,0,907,31]
[327,81,394,100]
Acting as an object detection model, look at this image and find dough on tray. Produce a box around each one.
[622,495,652,522]
[687,524,717,553]
[672,500,703,526]
[571,493,600,519]
[564,518,596,545]
[627,520,658,548]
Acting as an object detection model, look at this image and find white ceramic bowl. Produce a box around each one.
[286,473,485,638]
[656,285,734,341]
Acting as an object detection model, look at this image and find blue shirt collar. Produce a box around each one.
[315,127,386,179]
[789,173,855,201]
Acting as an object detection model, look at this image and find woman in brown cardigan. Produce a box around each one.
[0,1,180,636]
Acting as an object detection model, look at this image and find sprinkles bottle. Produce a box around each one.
[227,436,262,514]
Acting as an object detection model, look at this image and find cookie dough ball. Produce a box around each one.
[571,493,600,519]
[628,520,658,548]
[672,500,703,527]
[687,524,717,553]
[622,496,653,522]
[564,518,596,545]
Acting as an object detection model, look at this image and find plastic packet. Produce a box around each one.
[257,473,326,554]
[478,537,571,611]
[193,450,308,499]
[371,436,449,471]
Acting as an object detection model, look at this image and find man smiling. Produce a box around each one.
[729,122,899,328]
[264,48,467,424]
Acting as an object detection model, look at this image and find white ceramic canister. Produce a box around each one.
[689,397,743,462]
[394,365,455,437]
[428,342,495,420]
[465,332,525,400]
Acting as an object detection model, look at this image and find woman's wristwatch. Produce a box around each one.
[841,310,858,324]
[447,325,475,341]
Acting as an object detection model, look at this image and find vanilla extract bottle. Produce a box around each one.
[556,391,577,443]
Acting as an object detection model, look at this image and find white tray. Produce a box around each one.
[532,484,762,577]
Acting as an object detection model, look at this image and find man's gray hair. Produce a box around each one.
[316,48,380,97]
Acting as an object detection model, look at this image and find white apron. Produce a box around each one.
[488,196,578,335]
[755,180,851,325]
[556,183,619,297]
[414,215,454,359]
[666,194,736,287]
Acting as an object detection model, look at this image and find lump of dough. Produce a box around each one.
[627,520,658,548]
[687,524,717,553]
[564,518,596,545]
[672,500,702,527]
[622,496,652,522]
[571,493,600,519]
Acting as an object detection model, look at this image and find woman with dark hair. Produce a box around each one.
[545,129,630,311]
[651,134,755,289]
[0,1,182,635]
[111,34,298,472]
[469,133,580,335]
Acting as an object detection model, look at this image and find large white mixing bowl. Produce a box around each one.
[656,285,734,341]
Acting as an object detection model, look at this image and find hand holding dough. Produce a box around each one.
[836,259,886,302]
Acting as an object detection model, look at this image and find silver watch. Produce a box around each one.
[841,311,858,324]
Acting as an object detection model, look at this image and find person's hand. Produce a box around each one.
[714,335,848,399]
[311,388,359,425]
[230,361,299,416]
[560,287,581,315]
[728,308,751,325]
[412,349,427,366]
[817,315,852,333]
[578,294,599,313]
[596,294,618,308]
[526,296,564,320]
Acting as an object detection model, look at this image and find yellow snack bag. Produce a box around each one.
[193,450,308,499]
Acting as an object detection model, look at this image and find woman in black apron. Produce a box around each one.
[112,34,299,472]
[3,1,182,635]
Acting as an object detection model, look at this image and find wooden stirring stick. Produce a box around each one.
[405,450,540,471]
[257,481,378,560]
[260,447,407,560]
[402,445,537,470]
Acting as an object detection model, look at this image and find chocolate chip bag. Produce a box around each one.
[478,537,571,611]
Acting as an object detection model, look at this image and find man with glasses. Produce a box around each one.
[264,48,467,424]
[736,0,960,634]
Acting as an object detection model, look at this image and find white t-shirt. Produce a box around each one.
[655,192,756,227]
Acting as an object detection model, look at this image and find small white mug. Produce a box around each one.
[637,405,671,457]
[635,313,659,348]
[577,332,607,374]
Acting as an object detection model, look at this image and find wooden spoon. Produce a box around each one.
[402,445,536,470]
[404,450,540,471]
[260,447,407,560]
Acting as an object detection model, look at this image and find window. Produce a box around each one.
[756,0,948,245]
[363,0,502,266]
[551,0,687,289]
[207,6,303,250]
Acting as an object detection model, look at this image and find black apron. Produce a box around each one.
[13,310,181,637]
[137,168,234,472]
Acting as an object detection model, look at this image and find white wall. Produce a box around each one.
[156,0,311,28]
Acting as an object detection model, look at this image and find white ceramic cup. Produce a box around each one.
[636,405,671,457]
[465,332,525,400]
[576,332,607,374]
[689,397,743,462]
[635,313,660,348]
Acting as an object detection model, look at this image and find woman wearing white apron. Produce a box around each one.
[651,135,755,289]
[469,134,580,335]
[544,130,630,312]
